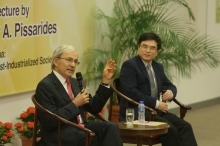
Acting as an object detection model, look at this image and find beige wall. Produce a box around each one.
[172,0,220,108]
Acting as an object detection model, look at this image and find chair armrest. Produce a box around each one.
[35,100,95,134]
[173,98,192,119]
[120,94,157,120]
[118,93,157,120]
[32,95,95,146]
[50,111,95,134]
[110,77,157,121]
[173,99,192,110]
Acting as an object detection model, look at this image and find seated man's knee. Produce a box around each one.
[168,124,179,135]
[184,121,193,130]
[107,122,118,129]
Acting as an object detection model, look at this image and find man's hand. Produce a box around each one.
[158,102,168,113]
[72,90,89,107]
[101,59,116,84]
[161,90,173,101]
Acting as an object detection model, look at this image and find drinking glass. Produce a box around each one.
[126,108,134,125]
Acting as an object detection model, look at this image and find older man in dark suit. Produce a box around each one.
[119,32,197,146]
[35,44,123,146]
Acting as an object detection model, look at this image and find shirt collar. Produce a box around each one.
[53,70,67,85]
[141,59,152,67]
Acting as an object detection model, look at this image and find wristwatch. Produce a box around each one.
[100,82,110,88]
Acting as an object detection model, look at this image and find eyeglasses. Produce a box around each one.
[57,57,80,65]
[140,44,157,51]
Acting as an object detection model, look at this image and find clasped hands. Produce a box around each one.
[158,90,173,113]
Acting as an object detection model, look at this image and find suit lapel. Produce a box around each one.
[51,72,86,120]
[136,56,150,81]
[51,72,71,102]
[136,56,162,95]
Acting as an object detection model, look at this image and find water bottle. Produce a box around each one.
[138,100,145,124]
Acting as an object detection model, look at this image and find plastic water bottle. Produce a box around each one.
[138,100,145,124]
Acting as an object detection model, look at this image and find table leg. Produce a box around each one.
[136,135,143,146]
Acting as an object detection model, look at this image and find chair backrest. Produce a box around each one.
[31,94,95,146]
[107,77,120,122]
[32,103,40,146]
[108,77,157,122]
[109,77,192,120]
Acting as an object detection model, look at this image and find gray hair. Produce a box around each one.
[51,44,76,69]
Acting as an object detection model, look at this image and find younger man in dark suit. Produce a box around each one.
[35,44,123,146]
[119,32,197,146]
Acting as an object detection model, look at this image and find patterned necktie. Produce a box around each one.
[146,64,156,88]
[146,64,158,98]
[66,79,84,127]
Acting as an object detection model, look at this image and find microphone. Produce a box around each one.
[162,86,167,103]
[76,72,84,92]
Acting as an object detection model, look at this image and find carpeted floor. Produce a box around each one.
[124,103,220,146]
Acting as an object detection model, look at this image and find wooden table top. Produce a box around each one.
[117,121,170,137]
[118,121,170,130]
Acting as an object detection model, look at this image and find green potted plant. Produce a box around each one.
[0,121,15,146]
[83,0,220,80]
[14,107,41,146]
[82,0,220,119]
[85,108,105,122]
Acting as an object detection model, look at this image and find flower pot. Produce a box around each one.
[20,136,40,146]
[111,105,120,122]
[107,104,120,123]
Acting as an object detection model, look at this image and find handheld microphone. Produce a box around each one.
[162,86,167,103]
[76,72,84,92]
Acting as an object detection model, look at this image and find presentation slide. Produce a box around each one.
[0,0,96,97]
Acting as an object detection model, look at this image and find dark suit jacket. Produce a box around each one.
[119,55,177,121]
[35,72,113,146]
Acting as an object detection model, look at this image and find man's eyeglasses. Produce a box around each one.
[57,57,80,65]
[140,44,157,51]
